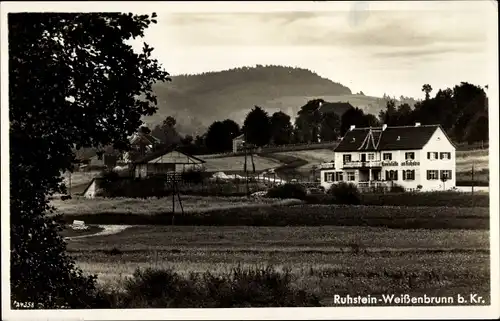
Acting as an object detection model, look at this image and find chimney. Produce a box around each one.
[382,124,387,131]
[415,122,421,127]
[350,125,356,131]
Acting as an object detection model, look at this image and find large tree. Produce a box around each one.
[242,106,272,147]
[270,111,293,145]
[319,112,341,142]
[294,99,323,143]
[205,119,240,153]
[9,12,169,308]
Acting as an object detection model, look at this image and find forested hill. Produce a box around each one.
[142,65,372,135]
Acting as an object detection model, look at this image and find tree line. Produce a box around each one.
[146,81,488,155]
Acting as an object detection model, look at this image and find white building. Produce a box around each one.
[320,123,456,192]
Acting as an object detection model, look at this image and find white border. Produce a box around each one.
[1,1,499,320]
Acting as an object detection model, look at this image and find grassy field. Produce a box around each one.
[67,225,490,306]
[203,155,281,172]
[55,199,489,229]
[52,195,303,215]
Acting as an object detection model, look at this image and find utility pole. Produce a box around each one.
[471,160,475,196]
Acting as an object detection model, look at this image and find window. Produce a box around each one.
[383,153,392,160]
[324,172,334,182]
[427,152,438,160]
[403,170,415,180]
[343,154,352,163]
[440,170,452,180]
[385,170,398,181]
[335,172,344,182]
[347,171,355,181]
[368,153,375,161]
[405,152,415,160]
[427,170,439,180]
[440,152,451,160]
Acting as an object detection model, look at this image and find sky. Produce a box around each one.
[129,1,495,98]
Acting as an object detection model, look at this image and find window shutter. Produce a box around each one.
[385,170,388,180]
[402,170,406,180]
[449,171,452,179]
[440,153,443,159]
[427,152,430,159]
[395,170,398,181]
[324,173,328,182]
[427,170,430,180]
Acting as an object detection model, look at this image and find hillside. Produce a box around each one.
[143,65,410,135]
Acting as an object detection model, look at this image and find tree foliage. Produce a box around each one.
[205,119,240,153]
[378,82,488,143]
[9,12,169,308]
[243,106,272,147]
[270,111,293,145]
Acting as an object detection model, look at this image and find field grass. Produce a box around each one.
[68,226,491,306]
[203,155,281,172]
[57,203,489,229]
[51,195,303,215]
[275,149,335,170]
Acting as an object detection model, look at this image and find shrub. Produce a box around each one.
[99,266,321,308]
[327,182,361,205]
[267,183,307,200]
[389,183,406,193]
[181,169,205,184]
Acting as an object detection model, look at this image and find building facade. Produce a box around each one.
[133,148,206,178]
[320,124,456,192]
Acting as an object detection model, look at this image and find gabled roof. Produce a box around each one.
[134,146,206,164]
[233,134,245,140]
[130,133,161,146]
[318,102,353,116]
[334,124,448,152]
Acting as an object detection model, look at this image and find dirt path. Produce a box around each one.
[65,225,131,240]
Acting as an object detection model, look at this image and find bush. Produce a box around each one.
[327,182,361,205]
[389,183,406,193]
[267,183,307,200]
[181,169,205,184]
[98,266,321,308]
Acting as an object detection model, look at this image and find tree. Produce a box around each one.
[340,107,365,136]
[319,112,341,141]
[161,116,181,146]
[205,119,240,153]
[9,12,169,308]
[270,111,293,145]
[422,84,433,100]
[294,99,324,143]
[243,106,272,147]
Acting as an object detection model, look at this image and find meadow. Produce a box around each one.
[52,195,303,216]
[67,225,491,306]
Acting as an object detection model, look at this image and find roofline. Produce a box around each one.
[82,178,96,195]
[134,147,207,164]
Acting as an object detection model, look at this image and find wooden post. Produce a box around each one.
[172,179,175,226]
[68,171,72,196]
[471,160,475,196]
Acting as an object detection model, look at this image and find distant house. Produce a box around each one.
[132,147,206,178]
[123,130,162,163]
[319,123,457,192]
[232,134,245,153]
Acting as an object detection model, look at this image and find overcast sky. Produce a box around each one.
[128,1,496,99]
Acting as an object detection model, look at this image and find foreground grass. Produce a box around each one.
[59,204,489,229]
[52,195,303,215]
[68,226,490,307]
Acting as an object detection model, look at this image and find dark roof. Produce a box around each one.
[318,102,353,116]
[334,125,448,152]
[134,146,206,164]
